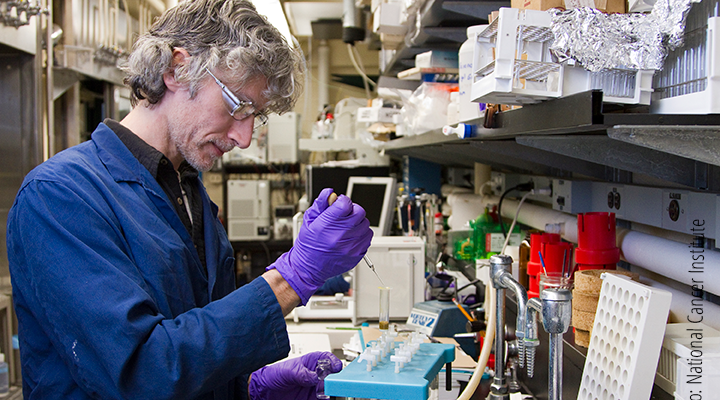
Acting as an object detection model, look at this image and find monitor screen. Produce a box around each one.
[347,183,387,226]
[346,176,396,236]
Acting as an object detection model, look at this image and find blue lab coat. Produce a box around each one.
[7,123,291,399]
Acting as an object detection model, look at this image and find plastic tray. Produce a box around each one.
[578,273,672,400]
[324,342,455,400]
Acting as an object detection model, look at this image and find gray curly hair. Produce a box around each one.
[122,0,304,114]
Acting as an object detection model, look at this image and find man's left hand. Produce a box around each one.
[248,351,342,400]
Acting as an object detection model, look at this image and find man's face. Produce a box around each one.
[167,73,268,171]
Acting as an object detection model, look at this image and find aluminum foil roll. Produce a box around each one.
[550,0,698,71]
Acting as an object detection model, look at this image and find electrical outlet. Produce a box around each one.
[490,172,505,195]
[662,190,688,230]
[552,179,592,213]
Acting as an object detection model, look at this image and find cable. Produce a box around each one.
[346,43,376,100]
[501,191,533,255]
[497,182,533,238]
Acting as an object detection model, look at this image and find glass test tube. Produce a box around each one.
[379,287,391,330]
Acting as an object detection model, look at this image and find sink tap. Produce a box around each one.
[541,288,572,400]
[488,254,529,400]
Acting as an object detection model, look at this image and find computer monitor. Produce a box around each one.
[346,176,397,236]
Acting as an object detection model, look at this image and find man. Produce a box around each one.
[6,1,373,399]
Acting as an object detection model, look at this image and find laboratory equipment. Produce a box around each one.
[578,273,672,400]
[324,332,455,400]
[346,176,398,236]
[352,236,425,325]
[304,165,390,206]
[226,180,270,241]
[364,255,385,286]
[538,272,571,294]
[267,112,299,163]
[575,212,619,271]
[489,254,529,400]
[315,357,332,400]
[379,287,391,330]
[527,288,573,400]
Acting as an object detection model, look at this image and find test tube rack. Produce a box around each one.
[324,332,455,400]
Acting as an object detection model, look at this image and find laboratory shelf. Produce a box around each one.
[379,90,720,191]
[380,0,500,77]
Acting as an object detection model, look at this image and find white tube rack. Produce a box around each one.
[652,16,720,113]
[578,273,672,400]
[471,7,562,105]
[563,65,655,105]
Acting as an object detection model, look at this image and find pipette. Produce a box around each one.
[328,193,385,286]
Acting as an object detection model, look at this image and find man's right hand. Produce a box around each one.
[268,188,373,304]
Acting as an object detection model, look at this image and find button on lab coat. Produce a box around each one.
[7,123,290,399]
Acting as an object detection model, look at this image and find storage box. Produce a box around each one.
[674,337,720,400]
[356,107,402,123]
[511,0,626,13]
[415,50,459,69]
[373,2,406,35]
[656,323,720,395]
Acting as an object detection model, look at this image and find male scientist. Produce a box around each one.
[6,0,373,399]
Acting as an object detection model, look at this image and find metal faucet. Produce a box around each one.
[526,287,573,400]
[488,255,528,400]
[489,254,573,400]
[541,288,573,400]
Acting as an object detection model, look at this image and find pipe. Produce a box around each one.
[456,275,496,400]
[317,39,329,113]
[617,228,720,297]
[492,196,720,297]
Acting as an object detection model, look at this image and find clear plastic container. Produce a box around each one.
[316,357,332,399]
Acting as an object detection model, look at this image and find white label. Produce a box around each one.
[406,308,438,336]
[486,233,522,252]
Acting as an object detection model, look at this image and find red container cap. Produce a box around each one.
[575,212,620,267]
[541,242,575,275]
[578,212,617,250]
[527,233,561,276]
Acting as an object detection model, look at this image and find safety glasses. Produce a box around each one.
[205,67,268,127]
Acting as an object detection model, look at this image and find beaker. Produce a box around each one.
[539,272,572,295]
[379,287,391,330]
[316,358,332,399]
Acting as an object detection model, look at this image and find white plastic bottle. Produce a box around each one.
[0,353,9,397]
[459,24,488,123]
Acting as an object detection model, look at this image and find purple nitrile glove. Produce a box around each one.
[268,188,373,304]
[248,351,343,400]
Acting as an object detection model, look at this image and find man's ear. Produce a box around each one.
[163,48,191,93]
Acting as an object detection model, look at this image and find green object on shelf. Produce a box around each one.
[470,207,522,260]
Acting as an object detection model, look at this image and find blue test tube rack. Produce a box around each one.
[324,339,455,400]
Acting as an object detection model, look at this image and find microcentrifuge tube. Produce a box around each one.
[379,287,391,330]
[315,358,332,399]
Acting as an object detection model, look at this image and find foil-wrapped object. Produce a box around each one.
[550,0,698,71]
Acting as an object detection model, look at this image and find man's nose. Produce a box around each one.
[227,117,255,149]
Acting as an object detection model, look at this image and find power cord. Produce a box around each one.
[498,182,534,238]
